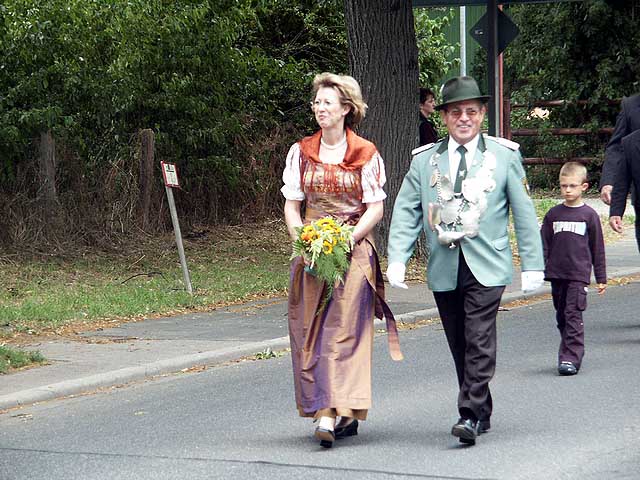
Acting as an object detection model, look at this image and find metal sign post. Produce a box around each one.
[487,0,499,136]
[161,161,193,295]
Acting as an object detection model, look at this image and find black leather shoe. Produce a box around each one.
[335,419,359,439]
[451,418,479,445]
[315,427,335,448]
[478,419,491,434]
[558,361,578,376]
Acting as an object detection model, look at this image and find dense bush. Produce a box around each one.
[4,0,635,248]
[0,0,347,247]
[0,0,458,248]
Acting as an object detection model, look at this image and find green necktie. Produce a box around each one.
[454,145,467,194]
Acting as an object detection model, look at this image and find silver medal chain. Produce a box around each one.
[432,158,467,228]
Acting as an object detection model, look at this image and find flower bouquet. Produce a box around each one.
[291,217,355,311]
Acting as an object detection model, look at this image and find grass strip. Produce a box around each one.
[0,345,46,373]
[1,220,292,338]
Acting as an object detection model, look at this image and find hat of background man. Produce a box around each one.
[435,76,491,110]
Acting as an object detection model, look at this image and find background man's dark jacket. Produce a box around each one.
[601,94,640,191]
[611,129,640,217]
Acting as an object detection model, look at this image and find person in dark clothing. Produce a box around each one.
[419,87,438,146]
[541,162,607,376]
[600,93,640,250]
[609,129,640,250]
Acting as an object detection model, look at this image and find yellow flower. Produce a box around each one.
[316,218,334,228]
[291,216,356,314]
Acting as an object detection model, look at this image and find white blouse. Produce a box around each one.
[280,142,387,203]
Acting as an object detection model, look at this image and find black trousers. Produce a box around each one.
[433,251,505,422]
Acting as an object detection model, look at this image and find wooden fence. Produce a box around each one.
[503,99,618,165]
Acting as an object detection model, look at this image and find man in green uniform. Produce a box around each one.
[386,76,544,446]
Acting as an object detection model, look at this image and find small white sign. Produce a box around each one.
[161,161,180,187]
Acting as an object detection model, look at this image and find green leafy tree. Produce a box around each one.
[506,0,639,104]
[0,0,349,245]
[0,0,463,247]
[415,8,458,88]
[474,0,640,189]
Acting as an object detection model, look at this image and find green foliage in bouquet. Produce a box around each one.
[291,217,355,312]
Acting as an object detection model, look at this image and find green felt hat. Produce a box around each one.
[435,76,491,110]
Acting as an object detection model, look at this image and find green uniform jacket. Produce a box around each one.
[387,134,544,292]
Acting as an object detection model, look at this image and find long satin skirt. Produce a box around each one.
[287,239,377,420]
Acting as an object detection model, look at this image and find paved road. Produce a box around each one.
[1,281,639,479]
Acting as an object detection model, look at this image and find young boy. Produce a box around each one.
[541,162,607,376]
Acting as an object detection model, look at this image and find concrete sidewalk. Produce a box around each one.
[1,220,638,412]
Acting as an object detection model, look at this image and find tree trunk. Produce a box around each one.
[138,129,155,231]
[344,0,419,255]
[38,130,58,211]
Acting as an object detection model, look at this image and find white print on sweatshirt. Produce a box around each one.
[552,221,587,236]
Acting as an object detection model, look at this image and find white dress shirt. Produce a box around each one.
[447,135,480,182]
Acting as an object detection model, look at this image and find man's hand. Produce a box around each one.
[597,283,607,295]
[386,262,408,289]
[521,270,545,294]
[609,215,623,233]
[600,185,613,205]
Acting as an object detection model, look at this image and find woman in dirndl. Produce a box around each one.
[281,72,402,449]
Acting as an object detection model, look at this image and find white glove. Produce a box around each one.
[386,262,408,289]
[521,271,545,294]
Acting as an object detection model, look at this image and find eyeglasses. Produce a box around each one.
[446,108,481,119]
[310,100,337,109]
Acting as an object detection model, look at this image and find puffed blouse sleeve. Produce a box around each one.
[281,143,305,201]
[361,151,387,203]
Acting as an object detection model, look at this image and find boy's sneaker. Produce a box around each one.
[558,361,578,376]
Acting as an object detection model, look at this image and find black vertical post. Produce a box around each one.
[487,0,498,136]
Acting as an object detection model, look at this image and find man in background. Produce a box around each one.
[609,128,640,250]
[600,93,640,250]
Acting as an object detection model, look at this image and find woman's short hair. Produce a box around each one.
[311,72,368,127]
[420,87,435,104]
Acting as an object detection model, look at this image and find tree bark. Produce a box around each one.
[138,129,155,231]
[344,0,419,255]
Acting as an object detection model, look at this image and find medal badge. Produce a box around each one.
[429,149,497,248]
[427,202,442,231]
[440,198,462,224]
[440,175,454,201]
